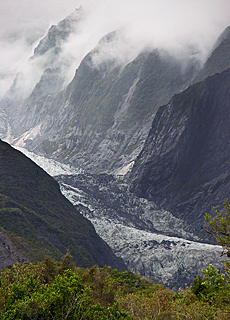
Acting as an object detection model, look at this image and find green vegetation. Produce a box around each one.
[203,199,230,277]
[192,264,230,306]
[0,252,229,319]
[0,139,124,270]
[203,199,230,257]
[1,140,230,318]
[0,259,129,319]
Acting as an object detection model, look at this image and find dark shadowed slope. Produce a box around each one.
[0,139,125,270]
[130,68,230,239]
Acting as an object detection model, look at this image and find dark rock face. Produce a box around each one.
[195,26,230,82]
[130,68,230,236]
[1,10,199,174]
[0,139,125,270]
[8,48,195,173]
[3,24,229,176]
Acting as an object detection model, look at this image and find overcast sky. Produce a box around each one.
[1,0,230,97]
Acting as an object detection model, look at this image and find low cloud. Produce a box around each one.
[0,0,81,97]
[1,0,230,98]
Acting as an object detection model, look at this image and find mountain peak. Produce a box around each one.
[195,25,230,82]
[33,6,84,58]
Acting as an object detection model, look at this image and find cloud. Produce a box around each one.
[82,0,230,64]
[1,0,230,97]
[0,0,82,97]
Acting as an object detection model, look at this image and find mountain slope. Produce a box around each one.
[10,146,224,290]
[0,8,199,174]
[0,7,84,131]
[129,68,230,237]
[0,139,125,270]
[195,26,230,82]
[4,25,230,175]
[10,45,196,173]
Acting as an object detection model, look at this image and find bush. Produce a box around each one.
[0,268,130,319]
[192,264,230,306]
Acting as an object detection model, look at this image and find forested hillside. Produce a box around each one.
[0,139,125,270]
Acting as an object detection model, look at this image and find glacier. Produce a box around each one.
[12,146,225,290]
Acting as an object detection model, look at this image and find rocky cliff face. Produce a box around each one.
[195,26,230,82]
[1,7,84,133]
[4,26,230,175]
[130,68,230,236]
[0,232,29,269]
[1,16,199,174]
[33,7,84,58]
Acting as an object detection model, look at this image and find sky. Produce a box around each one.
[0,0,230,97]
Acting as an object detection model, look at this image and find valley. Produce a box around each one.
[12,146,223,290]
[0,6,230,290]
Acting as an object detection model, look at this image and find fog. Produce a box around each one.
[1,0,230,98]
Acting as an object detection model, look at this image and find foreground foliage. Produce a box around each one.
[204,199,230,257]
[0,256,129,320]
[0,253,229,319]
[203,199,230,278]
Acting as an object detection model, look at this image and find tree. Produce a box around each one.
[202,199,230,257]
[192,264,230,305]
[202,199,230,278]
[0,269,130,319]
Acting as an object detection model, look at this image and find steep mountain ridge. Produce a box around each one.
[0,10,200,174]
[129,67,230,235]
[33,7,84,58]
[9,47,197,173]
[195,26,230,82]
[7,22,230,175]
[0,7,84,128]
[0,139,125,270]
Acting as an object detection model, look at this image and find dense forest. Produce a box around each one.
[0,252,229,319]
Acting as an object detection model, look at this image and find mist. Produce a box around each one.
[1,0,230,98]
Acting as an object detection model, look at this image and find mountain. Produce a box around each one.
[1,22,199,174]
[0,11,229,289]
[0,7,84,135]
[129,67,230,238]
[0,139,125,270]
[11,146,223,290]
[195,26,230,82]
[3,24,230,176]
[33,7,84,58]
